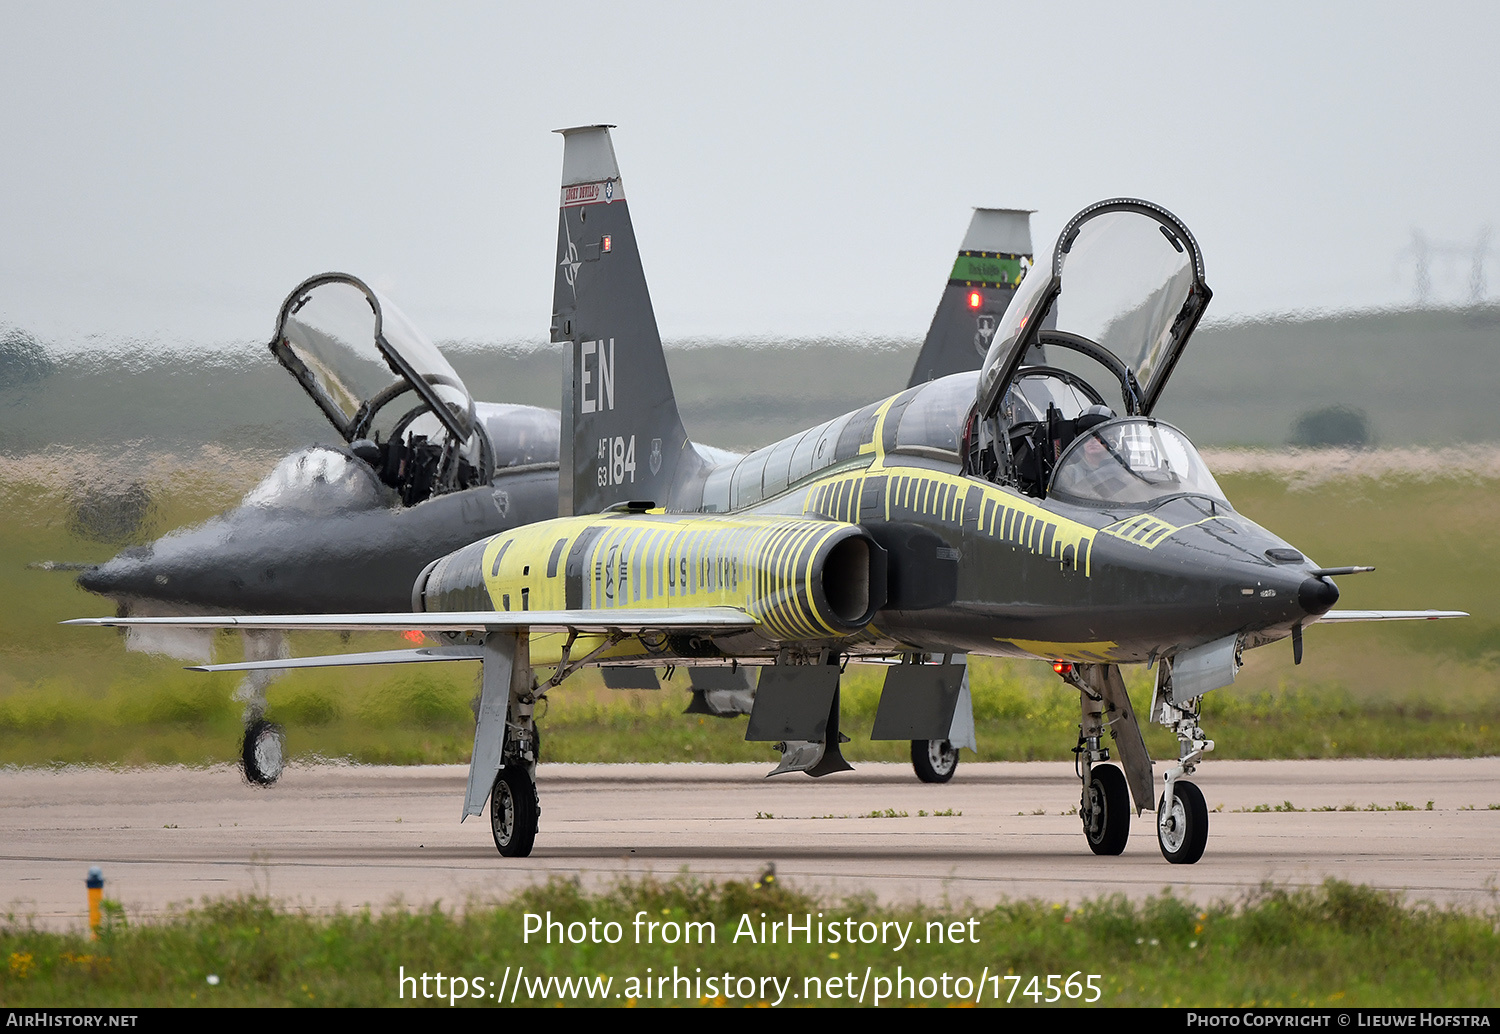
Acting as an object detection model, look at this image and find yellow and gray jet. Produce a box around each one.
[71,126,1463,864]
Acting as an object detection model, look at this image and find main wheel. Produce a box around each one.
[1157,779,1208,864]
[1080,763,1130,855]
[241,719,286,786]
[490,765,539,857]
[911,739,959,783]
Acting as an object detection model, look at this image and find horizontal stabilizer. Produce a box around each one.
[65,607,756,635]
[1317,610,1468,622]
[188,645,484,673]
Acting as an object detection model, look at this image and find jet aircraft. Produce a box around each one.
[70,126,1462,864]
[75,197,1035,786]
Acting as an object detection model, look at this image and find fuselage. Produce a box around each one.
[420,385,1336,666]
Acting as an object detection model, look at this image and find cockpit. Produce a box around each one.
[269,274,492,506]
[966,199,1215,504]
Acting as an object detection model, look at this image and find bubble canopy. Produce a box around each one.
[269,273,476,445]
[976,199,1211,424]
[1049,418,1227,507]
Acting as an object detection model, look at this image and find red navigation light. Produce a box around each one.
[402,629,425,644]
[601,235,612,253]
[967,290,982,309]
[1052,660,1073,676]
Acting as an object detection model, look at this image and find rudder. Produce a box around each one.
[908,208,1035,387]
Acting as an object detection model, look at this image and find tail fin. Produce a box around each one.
[552,125,689,516]
[907,208,1035,387]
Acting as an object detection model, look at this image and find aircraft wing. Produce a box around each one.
[188,645,485,673]
[63,607,756,635]
[1317,610,1468,622]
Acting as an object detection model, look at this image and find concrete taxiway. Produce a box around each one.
[3,759,1498,929]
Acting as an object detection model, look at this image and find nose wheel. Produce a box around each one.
[242,719,286,786]
[1157,779,1208,864]
[910,739,959,783]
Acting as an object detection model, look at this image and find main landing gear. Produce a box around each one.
[1080,762,1129,855]
[491,764,540,857]
[464,629,559,858]
[1058,661,1156,858]
[490,695,542,857]
[911,739,959,783]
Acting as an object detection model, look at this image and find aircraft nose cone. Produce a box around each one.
[1298,575,1340,617]
[76,546,156,597]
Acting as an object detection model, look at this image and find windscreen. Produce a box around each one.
[1049,419,1225,506]
[243,446,393,514]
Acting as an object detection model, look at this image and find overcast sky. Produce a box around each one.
[2,2,1497,349]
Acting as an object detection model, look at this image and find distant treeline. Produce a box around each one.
[2,306,1497,454]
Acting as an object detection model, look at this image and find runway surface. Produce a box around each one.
[4,758,1498,929]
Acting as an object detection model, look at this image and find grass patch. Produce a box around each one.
[1,876,1495,1007]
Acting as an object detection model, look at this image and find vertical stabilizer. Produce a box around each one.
[908,208,1035,387]
[552,126,689,516]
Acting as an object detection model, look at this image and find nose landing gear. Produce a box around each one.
[242,718,286,786]
[1157,778,1208,864]
[1150,656,1216,864]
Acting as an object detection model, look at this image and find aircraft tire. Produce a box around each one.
[491,765,539,858]
[241,719,286,787]
[1081,764,1129,855]
[911,739,959,783]
[1157,780,1208,864]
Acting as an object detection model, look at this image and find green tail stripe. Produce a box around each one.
[948,253,1026,288]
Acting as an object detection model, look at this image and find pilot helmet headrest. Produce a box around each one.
[1076,404,1115,433]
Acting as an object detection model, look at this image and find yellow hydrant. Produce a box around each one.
[87,866,103,939]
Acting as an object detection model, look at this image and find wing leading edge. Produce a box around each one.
[63,607,756,635]
[1317,610,1468,622]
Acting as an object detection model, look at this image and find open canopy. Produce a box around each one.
[976,199,1211,423]
[270,273,477,445]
